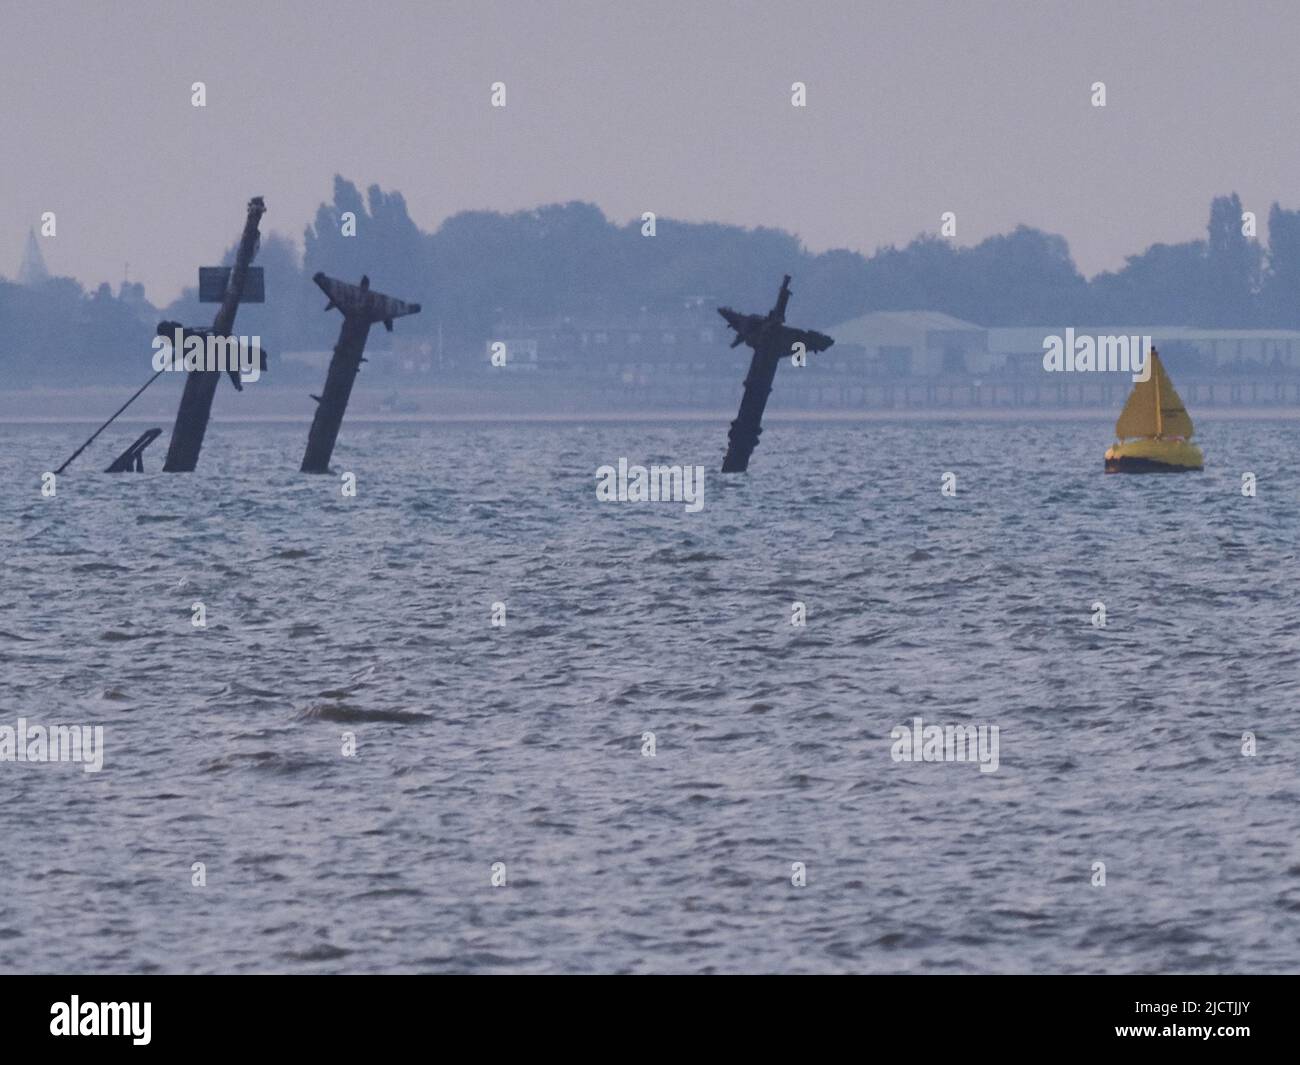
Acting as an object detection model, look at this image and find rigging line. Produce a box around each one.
[53,367,168,475]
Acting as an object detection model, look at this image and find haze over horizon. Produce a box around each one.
[4,0,1298,303]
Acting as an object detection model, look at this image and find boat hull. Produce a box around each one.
[1104,438,1203,473]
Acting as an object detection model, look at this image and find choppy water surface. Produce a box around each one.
[1,418,1297,973]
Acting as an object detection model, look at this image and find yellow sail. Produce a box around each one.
[1114,350,1195,439]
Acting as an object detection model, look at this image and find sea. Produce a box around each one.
[1,416,1297,974]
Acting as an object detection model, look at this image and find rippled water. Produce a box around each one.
[1,417,1297,973]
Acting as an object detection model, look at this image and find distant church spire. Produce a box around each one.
[19,228,49,286]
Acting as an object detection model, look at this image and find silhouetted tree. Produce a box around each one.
[1087,241,1206,323]
[10,185,1300,387]
[1261,202,1300,328]
[1202,193,1260,326]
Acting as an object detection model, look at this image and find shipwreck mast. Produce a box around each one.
[300,272,421,473]
[717,275,834,473]
[162,196,267,472]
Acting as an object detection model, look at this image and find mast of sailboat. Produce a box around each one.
[1152,346,1163,438]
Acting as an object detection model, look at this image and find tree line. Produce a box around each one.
[2,177,1296,386]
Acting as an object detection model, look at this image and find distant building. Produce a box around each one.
[18,228,49,286]
[488,297,725,375]
[828,310,990,376]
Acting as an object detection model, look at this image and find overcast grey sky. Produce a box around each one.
[2,0,1296,302]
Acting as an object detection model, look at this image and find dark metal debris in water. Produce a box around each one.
[53,366,166,475]
[105,428,163,472]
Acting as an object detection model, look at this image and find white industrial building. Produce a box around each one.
[828,310,992,376]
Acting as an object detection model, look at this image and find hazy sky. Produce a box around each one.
[3,0,1298,302]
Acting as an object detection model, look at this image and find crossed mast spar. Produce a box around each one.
[716,275,835,472]
[300,273,421,474]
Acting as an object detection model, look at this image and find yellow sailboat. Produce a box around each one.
[1104,347,1203,473]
